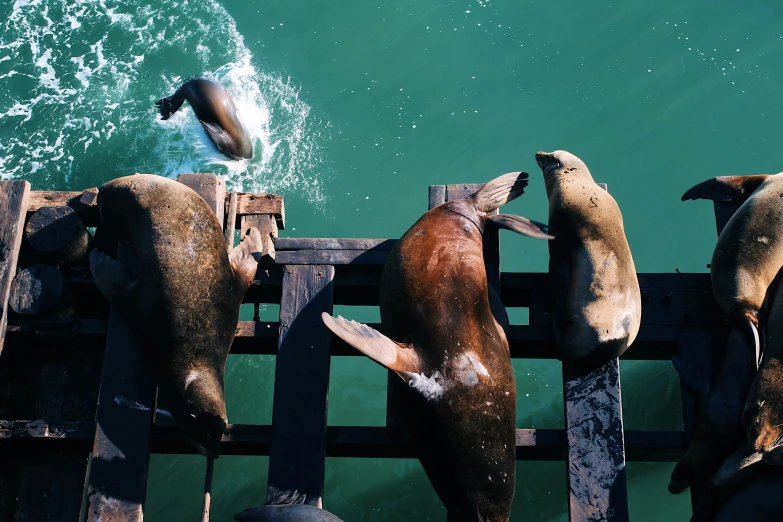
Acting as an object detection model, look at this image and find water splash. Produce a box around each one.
[0,0,330,204]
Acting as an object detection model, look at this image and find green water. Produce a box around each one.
[3,0,783,520]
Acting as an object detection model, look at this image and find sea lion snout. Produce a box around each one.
[535,151,560,175]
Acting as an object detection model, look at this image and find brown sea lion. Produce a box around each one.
[681,173,783,367]
[669,328,757,494]
[535,150,641,366]
[322,172,552,521]
[89,174,260,458]
[156,78,253,160]
[234,491,345,522]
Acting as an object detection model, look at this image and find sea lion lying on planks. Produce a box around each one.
[669,328,757,494]
[156,78,253,160]
[536,150,641,367]
[682,173,783,369]
[234,491,345,522]
[89,174,261,458]
[323,172,553,521]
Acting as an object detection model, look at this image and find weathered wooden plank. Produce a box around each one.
[428,185,446,210]
[228,193,285,230]
[275,238,397,251]
[274,249,389,266]
[225,192,238,251]
[563,360,628,522]
[0,180,31,356]
[27,190,101,226]
[83,240,155,522]
[178,174,226,229]
[267,265,335,507]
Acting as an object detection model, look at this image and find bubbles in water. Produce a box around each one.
[0,0,331,205]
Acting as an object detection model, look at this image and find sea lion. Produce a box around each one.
[669,328,757,494]
[234,492,344,522]
[743,277,783,462]
[322,172,553,521]
[535,150,641,366]
[89,174,261,458]
[710,467,783,522]
[681,173,783,367]
[156,78,253,160]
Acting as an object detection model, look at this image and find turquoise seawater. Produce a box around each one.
[3,0,783,520]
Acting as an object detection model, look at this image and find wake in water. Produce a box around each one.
[0,0,330,204]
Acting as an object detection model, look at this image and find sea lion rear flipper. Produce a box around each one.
[89,248,134,301]
[229,227,262,295]
[487,214,554,240]
[155,90,186,120]
[470,172,529,212]
[681,175,771,202]
[672,355,712,401]
[321,313,423,376]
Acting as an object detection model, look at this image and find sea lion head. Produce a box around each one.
[535,150,592,180]
[170,366,228,459]
[743,360,783,462]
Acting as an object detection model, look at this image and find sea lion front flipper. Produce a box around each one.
[89,248,134,301]
[321,313,423,376]
[155,89,186,120]
[229,227,262,295]
[681,175,771,202]
[470,171,529,212]
[202,122,236,157]
[488,214,554,240]
[672,355,712,401]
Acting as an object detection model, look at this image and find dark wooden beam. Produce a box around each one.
[267,265,335,507]
[0,180,31,356]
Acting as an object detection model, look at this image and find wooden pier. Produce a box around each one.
[0,174,736,521]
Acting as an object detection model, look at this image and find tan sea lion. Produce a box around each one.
[322,172,552,521]
[681,173,783,367]
[89,174,260,458]
[535,150,641,366]
[156,78,253,160]
[669,328,757,494]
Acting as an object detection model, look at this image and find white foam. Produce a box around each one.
[452,351,490,386]
[0,0,332,203]
[407,371,447,401]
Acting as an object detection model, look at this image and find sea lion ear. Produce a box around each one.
[672,355,711,401]
[681,175,771,202]
[321,313,423,376]
[229,227,262,294]
[487,214,554,240]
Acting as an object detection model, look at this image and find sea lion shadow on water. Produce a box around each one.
[321,171,552,521]
[89,175,263,462]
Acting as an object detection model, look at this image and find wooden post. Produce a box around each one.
[267,265,335,506]
[0,181,31,355]
[562,182,630,522]
[225,192,238,252]
[9,264,74,318]
[25,206,92,265]
[83,241,155,522]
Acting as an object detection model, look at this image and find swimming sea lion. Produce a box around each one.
[535,150,641,366]
[89,174,261,458]
[156,78,253,160]
[669,328,757,494]
[322,172,552,521]
[681,173,783,367]
[234,491,344,522]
